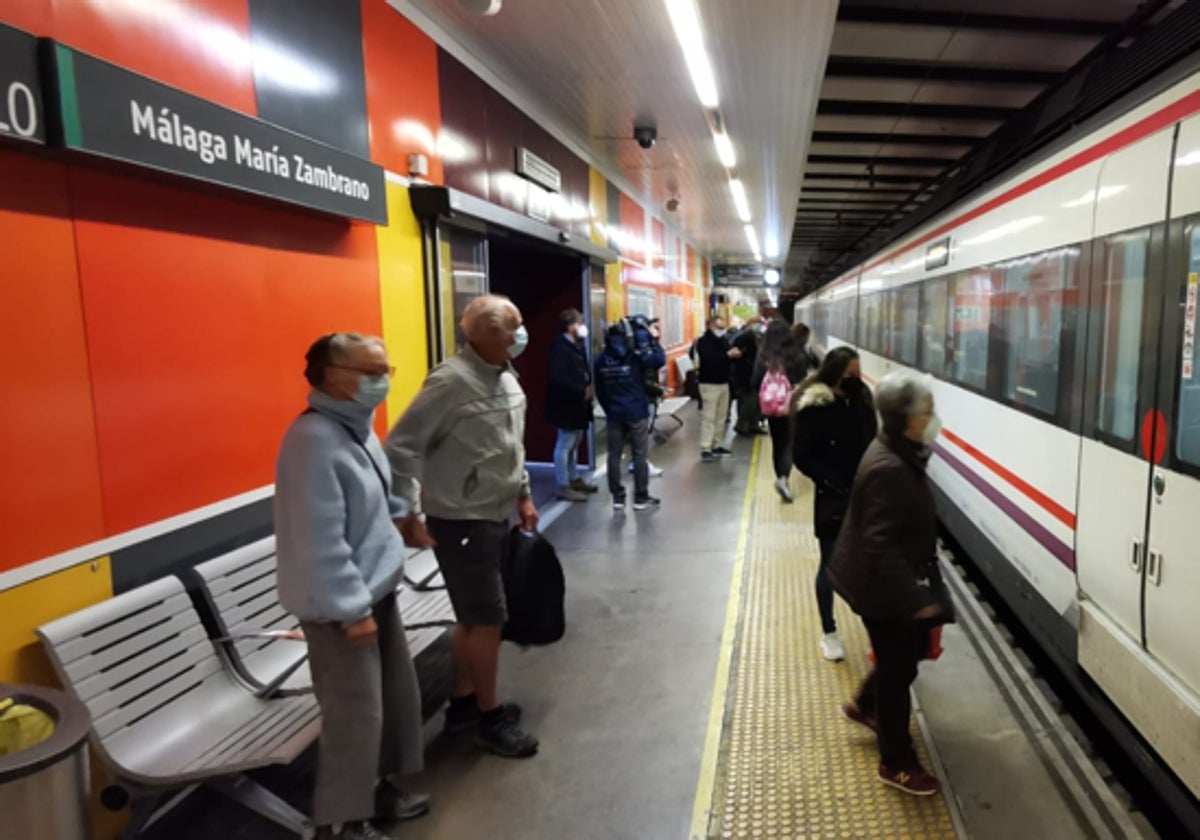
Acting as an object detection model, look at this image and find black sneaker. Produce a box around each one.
[375,780,431,821]
[633,495,661,510]
[701,450,715,462]
[613,496,627,511]
[444,697,522,734]
[569,477,599,494]
[476,718,539,758]
[713,446,732,456]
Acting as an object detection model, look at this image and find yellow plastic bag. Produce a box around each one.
[0,697,55,756]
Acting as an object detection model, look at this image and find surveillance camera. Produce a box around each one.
[633,126,657,149]
[666,197,679,213]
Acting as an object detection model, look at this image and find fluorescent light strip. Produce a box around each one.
[713,131,736,167]
[744,223,759,254]
[664,0,719,108]
[729,178,751,223]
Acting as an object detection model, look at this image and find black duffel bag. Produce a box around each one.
[501,526,566,645]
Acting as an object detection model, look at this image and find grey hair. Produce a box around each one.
[874,370,933,438]
[461,294,517,339]
[304,332,385,387]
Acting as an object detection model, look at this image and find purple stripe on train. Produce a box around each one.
[932,442,1076,572]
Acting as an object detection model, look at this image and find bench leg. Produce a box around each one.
[119,792,175,839]
[206,774,313,838]
[403,567,446,592]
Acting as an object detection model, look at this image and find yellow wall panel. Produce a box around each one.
[376,180,430,426]
[588,167,608,246]
[605,262,624,324]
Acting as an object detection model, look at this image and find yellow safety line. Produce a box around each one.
[689,436,760,840]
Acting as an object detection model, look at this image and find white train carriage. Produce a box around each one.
[797,58,1200,824]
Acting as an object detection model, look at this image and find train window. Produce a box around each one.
[861,293,883,353]
[881,291,898,357]
[920,277,950,377]
[951,269,996,390]
[894,284,920,365]
[1176,228,1200,466]
[1096,231,1149,441]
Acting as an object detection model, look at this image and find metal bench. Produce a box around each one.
[37,576,319,838]
[652,395,691,439]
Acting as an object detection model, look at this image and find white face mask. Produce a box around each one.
[353,374,390,408]
[575,324,589,340]
[713,328,727,338]
[921,413,942,445]
[508,325,530,358]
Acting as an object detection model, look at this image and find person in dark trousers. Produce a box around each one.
[546,308,597,502]
[731,318,764,437]
[695,315,739,461]
[594,319,666,511]
[791,346,876,662]
[752,320,817,502]
[826,370,946,797]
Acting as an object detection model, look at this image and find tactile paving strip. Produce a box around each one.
[705,449,957,839]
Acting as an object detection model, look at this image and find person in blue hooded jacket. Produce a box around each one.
[594,319,666,511]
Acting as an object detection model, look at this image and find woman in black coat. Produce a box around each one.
[752,320,817,502]
[546,309,596,500]
[826,369,947,797]
[790,346,876,662]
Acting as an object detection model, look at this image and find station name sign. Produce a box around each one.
[515,146,561,194]
[50,44,387,224]
[0,24,45,145]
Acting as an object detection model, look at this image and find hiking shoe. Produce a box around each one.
[878,763,941,796]
[841,700,877,733]
[444,698,522,734]
[713,446,732,456]
[476,719,539,758]
[633,495,661,511]
[556,486,588,502]
[774,478,794,503]
[701,450,715,462]
[569,477,599,494]
[821,633,846,661]
[376,780,430,821]
[316,821,391,840]
[613,496,627,511]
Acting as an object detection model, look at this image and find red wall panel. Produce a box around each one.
[69,168,382,533]
[361,0,442,182]
[0,150,106,570]
[619,193,646,266]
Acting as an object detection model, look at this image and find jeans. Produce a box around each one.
[855,619,929,769]
[607,418,649,499]
[817,535,837,634]
[553,427,585,487]
[698,383,730,451]
[767,416,791,479]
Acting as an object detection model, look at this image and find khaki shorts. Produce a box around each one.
[426,517,509,626]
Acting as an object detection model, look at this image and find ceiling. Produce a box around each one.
[792,0,1169,291]
[390,0,838,265]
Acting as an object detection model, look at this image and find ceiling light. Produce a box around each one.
[713,131,736,167]
[744,223,759,254]
[764,268,781,286]
[459,0,502,14]
[764,235,779,259]
[730,179,751,223]
[664,0,719,108]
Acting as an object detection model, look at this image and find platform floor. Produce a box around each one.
[139,404,1150,839]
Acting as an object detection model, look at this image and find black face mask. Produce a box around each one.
[840,376,863,393]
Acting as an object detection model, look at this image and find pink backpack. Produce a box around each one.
[759,369,792,417]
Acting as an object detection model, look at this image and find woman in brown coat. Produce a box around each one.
[826,370,948,797]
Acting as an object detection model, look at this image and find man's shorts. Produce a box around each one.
[426,517,508,626]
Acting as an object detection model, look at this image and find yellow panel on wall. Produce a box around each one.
[588,167,608,246]
[605,262,624,324]
[0,558,113,686]
[376,179,430,426]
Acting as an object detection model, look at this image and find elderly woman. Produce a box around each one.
[275,333,428,840]
[826,369,946,797]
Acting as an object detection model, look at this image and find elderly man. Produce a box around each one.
[385,294,540,758]
[694,315,740,461]
[274,333,429,840]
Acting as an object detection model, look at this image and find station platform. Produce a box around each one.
[139,405,1152,840]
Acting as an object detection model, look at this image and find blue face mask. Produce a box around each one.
[508,325,530,359]
[352,374,390,408]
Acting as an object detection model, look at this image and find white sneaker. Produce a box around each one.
[774,477,794,503]
[821,633,846,662]
[628,461,665,477]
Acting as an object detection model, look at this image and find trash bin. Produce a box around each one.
[0,683,91,839]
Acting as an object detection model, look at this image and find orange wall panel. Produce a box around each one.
[0,1,52,34]
[69,168,382,533]
[361,0,443,182]
[0,151,107,570]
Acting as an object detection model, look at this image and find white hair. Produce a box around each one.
[461,294,517,339]
[874,370,933,437]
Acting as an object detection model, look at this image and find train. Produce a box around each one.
[795,52,1200,831]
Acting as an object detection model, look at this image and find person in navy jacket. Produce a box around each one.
[545,308,597,501]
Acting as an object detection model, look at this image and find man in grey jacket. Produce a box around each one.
[274,333,428,840]
[386,294,540,759]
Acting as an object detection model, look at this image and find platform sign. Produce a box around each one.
[0,24,45,145]
[48,44,387,223]
[1184,271,1198,380]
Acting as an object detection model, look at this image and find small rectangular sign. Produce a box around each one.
[0,24,46,145]
[925,237,950,271]
[515,146,561,194]
[1184,272,1198,380]
[50,44,387,224]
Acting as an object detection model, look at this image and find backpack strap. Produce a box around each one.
[302,408,390,497]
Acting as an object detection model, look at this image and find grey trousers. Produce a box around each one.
[607,418,649,498]
[302,591,423,827]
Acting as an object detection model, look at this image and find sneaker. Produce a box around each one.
[375,780,430,821]
[315,822,391,840]
[628,460,665,477]
[712,446,732,456]
[821,633,846,661]
[444,697,522,734]
[878,763,941,796]
[701,451,715,462]
[633,495,661,510]
[774,478,794,503]
[556,486,589,502]
[841,700,877,733]
[569,477,599,494]
[613,496,627,511]
[476,718,539,758]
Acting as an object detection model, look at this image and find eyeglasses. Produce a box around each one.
[328,364,396,378]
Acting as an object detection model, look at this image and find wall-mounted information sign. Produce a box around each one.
[925,237,951,271]
[0,24,45,145]
[49,44,387,223]
[515,146,561,194]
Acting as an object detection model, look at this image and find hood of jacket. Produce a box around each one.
[795,381,835,412]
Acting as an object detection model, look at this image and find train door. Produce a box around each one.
[1142,116,1200,700]
[433,220,490,362]
[1075,131,1174,646]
